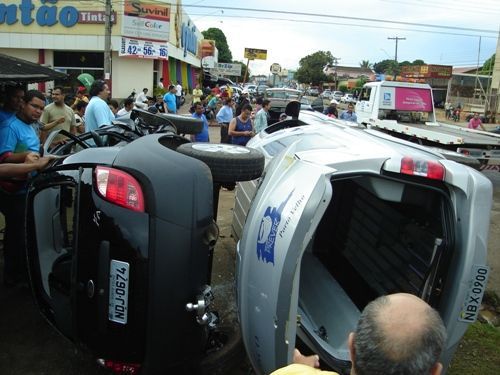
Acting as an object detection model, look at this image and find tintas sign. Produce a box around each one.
[0,0,80,27]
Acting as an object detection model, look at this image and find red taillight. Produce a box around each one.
[400,156,445,180]
[98,359,141,374]
[95,166,145,212]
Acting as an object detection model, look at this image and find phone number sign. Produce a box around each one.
[119,37,168,60]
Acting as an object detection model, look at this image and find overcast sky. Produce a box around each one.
[184,0,500,75]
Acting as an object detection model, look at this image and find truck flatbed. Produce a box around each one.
[371,119,500,146]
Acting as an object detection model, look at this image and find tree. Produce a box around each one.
[295,51,333,85]
[373,59,398,74]
[412,59,425,65]
[201,28,233,63]
[481,54,495,74]
[359,60,373,69]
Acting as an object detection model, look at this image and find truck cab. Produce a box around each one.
[356,81,437,126]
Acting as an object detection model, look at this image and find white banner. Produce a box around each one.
[210,63,242,76]
[119,38,168,60]
[121,15,170,42]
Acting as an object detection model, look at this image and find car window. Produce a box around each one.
[262,133,339,156]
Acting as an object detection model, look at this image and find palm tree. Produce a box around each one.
[359,60,373,69]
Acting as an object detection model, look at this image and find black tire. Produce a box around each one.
[177,143,264,183]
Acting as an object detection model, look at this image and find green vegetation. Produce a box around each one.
[448,322,500,375]
[294,50,333,85]
[201,28,233,63]
[480,54,495,75]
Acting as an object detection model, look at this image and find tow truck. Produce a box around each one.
[355,81,500,170]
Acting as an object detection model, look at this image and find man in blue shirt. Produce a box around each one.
[339,104,358,123]
[216,98,234,144]
[163,85,177,114]
[0,90,45,286]
[85,80,115,132]
[0,86,24,125]
[191,103,209,142]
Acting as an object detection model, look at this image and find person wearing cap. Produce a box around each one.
[323,99,339,118]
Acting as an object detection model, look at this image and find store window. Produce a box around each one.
[53,51,104,95]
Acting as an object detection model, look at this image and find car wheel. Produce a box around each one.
[177,143,264,183]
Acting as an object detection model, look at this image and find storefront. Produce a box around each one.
[0,0,203,98]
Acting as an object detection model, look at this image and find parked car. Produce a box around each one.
[256,84,270,96]
[26,109,265,374]
[307,87,319,96]
[320,90,332,99]
[243,84,257,95]
[332,90,343,101]
[233,112,492,375]
[340,93,356,103]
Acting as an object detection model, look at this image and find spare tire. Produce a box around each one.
[177,143,264,183]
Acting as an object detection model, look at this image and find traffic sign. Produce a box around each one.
[270,63,282,74]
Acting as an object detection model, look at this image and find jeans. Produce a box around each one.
[219,123,231,144]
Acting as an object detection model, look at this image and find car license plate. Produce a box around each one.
[109,260,129,325]
[459,265,489,323]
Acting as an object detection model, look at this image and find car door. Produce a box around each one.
[237,144,333,374]
[26,169,81,340]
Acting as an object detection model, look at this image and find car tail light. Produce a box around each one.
[400,156,445,180]
[95,166,145,212]
[98,359,141,374]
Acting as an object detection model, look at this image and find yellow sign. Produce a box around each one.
[244,48,267,60]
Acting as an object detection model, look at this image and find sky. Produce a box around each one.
[183,0,500,75]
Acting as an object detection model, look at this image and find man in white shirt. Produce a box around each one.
[135,88,149,109]
[117,98,134,117]
[175,81,183,109]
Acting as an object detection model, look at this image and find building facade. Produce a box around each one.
[0,0,203,98]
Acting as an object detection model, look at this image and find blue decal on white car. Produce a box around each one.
[256,190,293,264]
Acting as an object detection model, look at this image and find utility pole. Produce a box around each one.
[387,36,406,62]
[332,56,341,90]
[104,0,112,83]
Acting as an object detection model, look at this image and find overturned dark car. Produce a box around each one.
[25,109,264,374]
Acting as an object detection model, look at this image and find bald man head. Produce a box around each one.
[349,293,446,375]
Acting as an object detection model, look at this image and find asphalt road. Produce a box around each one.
[0,117,498,375]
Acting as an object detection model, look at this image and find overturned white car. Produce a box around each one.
[233,112,492,374]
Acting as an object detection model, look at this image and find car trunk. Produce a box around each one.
[297,174,453,373]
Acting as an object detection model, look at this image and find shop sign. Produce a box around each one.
[401,64,452,79]
[79,11,116,24]
[119,37,168,60]
[0,0,80,27]
[210,63,242,76]
[122,0,170,42]
[181,21,198,57]
[244,48,267,60]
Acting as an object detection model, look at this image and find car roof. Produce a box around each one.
[248,113,445,169]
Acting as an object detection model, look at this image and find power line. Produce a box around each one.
[182,4,498,34]
[186,12,498,39]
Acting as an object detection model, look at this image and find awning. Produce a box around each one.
[0,53,67,84]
